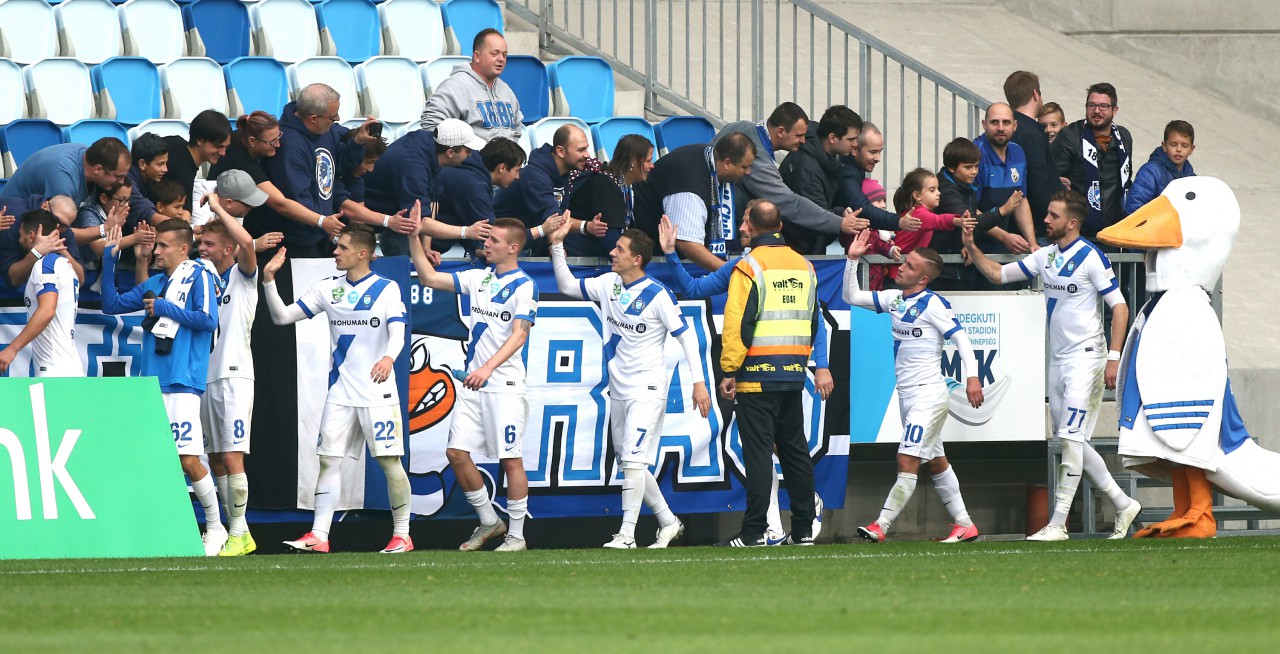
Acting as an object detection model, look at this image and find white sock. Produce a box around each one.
[378,457,412,537]
[877,472,917,531]
[619,467,644,539]
[215,474,230,521]
[1050,439,1084,527]
[227,473,249,537]
[642,468,676,527]
[191,473,223,532]
[311,455,342,541]
[1083,443,1132,510]
[932,466,973,527]
[507,497,528,540]
[465,489,499,526]
[766,466,784,535]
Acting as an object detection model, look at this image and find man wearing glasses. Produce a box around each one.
[261,83,380,258]
[72,178,156,265]
[0,137,132,209]
[1051,83,1134,239]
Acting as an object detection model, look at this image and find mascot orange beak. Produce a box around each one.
[1097,195,1184,249]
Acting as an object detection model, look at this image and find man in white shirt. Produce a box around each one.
[409,203,538,552]
[0,210,83,377]
[962,189,1141,540]
[844,230,986,543]
[263,224,414,554]
[548,220,711,548]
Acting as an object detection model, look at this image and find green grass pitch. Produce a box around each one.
[3,537,1279,652]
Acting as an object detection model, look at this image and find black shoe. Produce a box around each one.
[714,533,766,547]
[782,533,815,546]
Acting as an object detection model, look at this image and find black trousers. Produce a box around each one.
[736,390,816,538]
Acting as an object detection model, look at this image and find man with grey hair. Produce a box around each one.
[260,83,379,257]
[835,122,919,231]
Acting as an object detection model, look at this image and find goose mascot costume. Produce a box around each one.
[1098,176,1278,538]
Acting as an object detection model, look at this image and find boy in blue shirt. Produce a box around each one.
[1125,120,1196,215]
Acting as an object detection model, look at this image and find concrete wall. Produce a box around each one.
[995,0,1280,125]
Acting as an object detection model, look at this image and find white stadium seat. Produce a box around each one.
[55,0,125,65]
[0,0,59,64]
[128,118,189,142]
[378,0,445,63]
[526,116,594,154]
[421,55,467,94]
[287,56,360,122]
[161,57,229,121]
[24,57,96,126]
[118,0,187,65]
[355,56,424,126]
[250,0,321,64]
[0,58,28,124]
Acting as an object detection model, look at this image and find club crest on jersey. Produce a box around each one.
[633,299,645,311]
[1010,167,1020,184]
[332,286,345,302]
[908,306,919,319]
[315,148,335,200]
[361,294,374,308]
[499,287,511,301]
[1065,260,1077,274]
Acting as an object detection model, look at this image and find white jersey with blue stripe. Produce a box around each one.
[867,288,964,389]
[24,255,82,376]
[580,273,688,400]
[452,266,539,394]
[297,272,407,407]
[208,265,258,381]
[1006,237,1121,360]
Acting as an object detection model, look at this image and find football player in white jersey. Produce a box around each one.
[844,229,986,543]
[195,171,284,556]
[0,211,83,377]
[408,202,539,551]
[263,223,415,554]
[962,190,1141,540]
[548,217,712,548]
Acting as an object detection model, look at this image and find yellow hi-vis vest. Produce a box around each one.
[722,241,817,392]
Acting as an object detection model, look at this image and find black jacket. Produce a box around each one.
[834,157,901,231]
[933,167,1005,255]
[1052,120,1134,234]
[778,126,845,254]
[1011,111,1056,233]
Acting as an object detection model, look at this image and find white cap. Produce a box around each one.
[435,118,486,151]
[215,169,268,207]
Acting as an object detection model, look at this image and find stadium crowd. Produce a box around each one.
[0,27,1202,554]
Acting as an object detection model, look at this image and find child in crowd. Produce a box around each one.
[1037,102,1066,144]
[885,168,976,284]
[846,178,901,290]
[1125,120,1196,215]
[149,179,189,221]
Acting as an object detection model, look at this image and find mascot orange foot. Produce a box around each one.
[1132,466,1216,539]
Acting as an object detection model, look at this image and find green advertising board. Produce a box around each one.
[0,377,203,559]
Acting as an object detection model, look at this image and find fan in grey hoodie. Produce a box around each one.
[419,32,523,142]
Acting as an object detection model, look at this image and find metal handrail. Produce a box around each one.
[504,0,991,186]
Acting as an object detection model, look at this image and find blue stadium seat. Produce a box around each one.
[161,57,228,122]
[55,0,125,65]
[420,55,468,94]
[92,56,161,125]
[224,56,289,118]
[250,0,321,64]
[0,119,64,177]
[24,57,96,126]
[0,58,27,125]
[654,115,715,156]
[526,116,593,155]
[127,118,188,143]
[442,0,502,56]
[316,0,380,64]
[590,117,656,162]
[118,0,187,65]
[378,0,445,63]
[0,0,59,65]
[500,55,548,125]
[287,56,360,122]
[548,56,613,123]
[354,56,424,127]
[62,119,130,146]
[181,0,251,65]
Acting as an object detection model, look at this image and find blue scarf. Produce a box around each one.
[1081,122,1131,230]
[704,146,734,257]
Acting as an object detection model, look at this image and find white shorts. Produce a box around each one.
[896,383,949,461]
[164,392,206,457]
[201,377,254,454]
[33,356,84,377]
[610,396,667,466]
[318,402,405,458]
[447,388,528,459]
[1048,357,1106,443]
